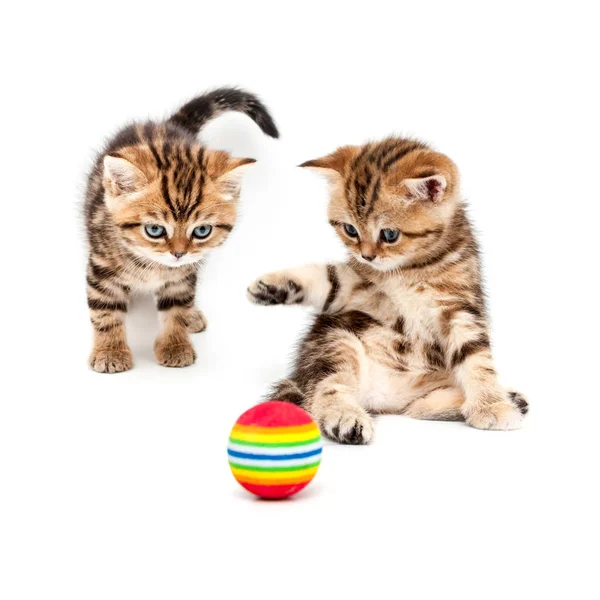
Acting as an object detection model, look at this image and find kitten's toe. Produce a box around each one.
[464,399,524,431]
[321,405,374,445]
[186,309,207,333]
[155,340,196,368]
[508,389,529,415]
[89,348,133,374]
[247,276,302,306]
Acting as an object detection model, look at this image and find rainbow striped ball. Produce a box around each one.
[228,402,322,499]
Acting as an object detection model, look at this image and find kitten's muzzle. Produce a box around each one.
[171,251,186,259]
[361,253,376,262]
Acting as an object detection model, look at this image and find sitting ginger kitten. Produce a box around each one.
[248,137,528,443]
[85,88,278,373]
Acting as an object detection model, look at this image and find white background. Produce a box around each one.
[2,1,599,598]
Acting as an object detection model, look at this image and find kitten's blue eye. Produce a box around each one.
[381,229,400,243]
[145,224,166,239]
[192,224,213,239]
[344,224,359,238]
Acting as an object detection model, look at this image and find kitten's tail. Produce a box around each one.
[266,379,306,406]
[168,87,279,139]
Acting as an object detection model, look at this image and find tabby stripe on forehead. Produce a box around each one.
[381,142,422,172]
[375,141,403,169]
[147,136,163,170]
[197,146,205,168]
[161,140,172,169]
[355,178,368,201]
[182,167,196,206]
[323,265,340,312]
[365,178,381,216]
[161,174,178,217]
[185,144,193,164]
[174,154,187,188]
[183,171,205,220]
[351,144,372,169]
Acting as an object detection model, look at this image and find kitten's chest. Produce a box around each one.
[121,266,180,293]
[372,281,440,336]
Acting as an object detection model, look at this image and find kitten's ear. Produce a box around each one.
[299,145,359,186]
[403,174,447,203]
[207,151,256,201]
[103,155,148,196]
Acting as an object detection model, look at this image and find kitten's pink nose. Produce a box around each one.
[361,254,375,262]
[171,251,185,259]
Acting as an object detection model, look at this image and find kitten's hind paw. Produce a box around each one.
[463,399,524,430]
[186,309,207,333]
[247,275,303,306]
[89,348,133,374]
[320,404,374,445]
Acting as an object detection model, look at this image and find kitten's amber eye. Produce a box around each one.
[344,224,359,238]
[192,224,213,239]
[145,224,166,239]
[380,229,400,243]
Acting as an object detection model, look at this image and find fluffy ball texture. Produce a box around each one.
[228,402,322,499]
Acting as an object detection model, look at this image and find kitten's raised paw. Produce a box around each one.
[186,309,207,333]
[89,348,133,374]
[247,275,302,306]
[464,399,524,431]
[320,405,374,445]
[155,340,196,368]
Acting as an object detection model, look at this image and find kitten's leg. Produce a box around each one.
[268,377,373,444]
[267,376,373,444]
[402,386,528,422]
[309,371,374,445]
[446,314,527,430]
[303,332,373,444]
[247,264,359,312]
[154,276,201,368]
[402,387,465,421]
[185,309,207,333]
[87,262,132,373]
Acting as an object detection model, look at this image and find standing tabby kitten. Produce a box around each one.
[248,137,528,443]
[85,87,278,373]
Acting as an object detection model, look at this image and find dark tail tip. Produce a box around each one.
[168,86,280,139]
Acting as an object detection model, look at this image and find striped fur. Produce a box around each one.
[84,87,278,373]
[248,137,528,442]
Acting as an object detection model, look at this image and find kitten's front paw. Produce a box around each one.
[89,348,133,374]
[186,309,207,333]
[247,275,303,306]
[320,404,374,445]
[155,339,196,368]
[463,398,524,431]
